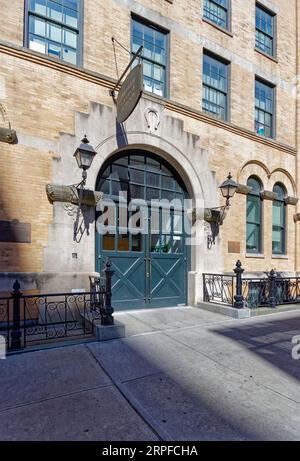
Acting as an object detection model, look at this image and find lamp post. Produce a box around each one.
[73,135,97,241]
[207,172,238,249]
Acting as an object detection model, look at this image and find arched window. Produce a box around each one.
[246,176,263,253]
[272,183,286,255]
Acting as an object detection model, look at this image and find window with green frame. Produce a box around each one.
[272,183,286,255]
[246,177,263,253]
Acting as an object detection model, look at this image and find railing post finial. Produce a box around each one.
[234,260,244,309]
[268,269,277,309]
[10,279,22,350]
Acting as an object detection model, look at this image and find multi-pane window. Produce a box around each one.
[272,184,286,255]
[255,79,274,138]
[246,177,263,254]
[203,52,228,121]
[203,0,229,30]
[132,18,168,97]
[255,4,275,57]
[26,0,81,65]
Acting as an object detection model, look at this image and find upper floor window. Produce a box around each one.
[272,183,286,255]
[255,4,276,57]
[131,17,168,98]
[255,79,275,139]
[246,176,263,254]
[203,0,229,30]
[202,52,229,121]
[26,0,82,65]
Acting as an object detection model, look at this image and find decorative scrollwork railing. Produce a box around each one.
[1,259,115,351]
[203,273,236,307]
[203,265,300,310]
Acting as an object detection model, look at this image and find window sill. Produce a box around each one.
[255,131,275,142]
[272,254,288,259]
[202,17,233,37]
[246,253,265,259]
[255,47,278,63]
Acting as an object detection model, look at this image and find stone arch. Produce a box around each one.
[238,160,269,190]
[269,169,296,197]
[87,133,204,204]
[238,160,296,197]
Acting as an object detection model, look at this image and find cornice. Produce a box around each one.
[0,41,297,157]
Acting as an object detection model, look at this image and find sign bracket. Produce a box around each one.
[109,45,143,103]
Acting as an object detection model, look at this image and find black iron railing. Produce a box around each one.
[203,261,300,310]
[203,273,236,306]
[0,259,115,352]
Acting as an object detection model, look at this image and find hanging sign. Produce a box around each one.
[116,64,143,123]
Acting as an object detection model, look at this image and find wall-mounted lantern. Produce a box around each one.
[73,136,97,241]
[207,173,238,249]
[219,173,238,209]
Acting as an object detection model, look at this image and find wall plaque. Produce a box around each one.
[116,64,143,123]
[228,241,241,254]
[0,220,31,243]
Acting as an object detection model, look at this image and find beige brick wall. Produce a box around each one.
[0,0,298,276]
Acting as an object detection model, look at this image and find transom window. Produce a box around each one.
[26,0,82,65]
[97,153,186,204]
[255,4,275,57]
[203,52,229,121]
[96,152,187,254]
[203,0,229,30]
[255,79,275,139]
[132,17,168,97]
[246,177,263,254]
[272,183,286,255]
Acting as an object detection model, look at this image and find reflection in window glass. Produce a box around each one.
[132,18,168,97]
[103,235,115,251]
[255,4,275,57]
[118,234,130,252]
[162,235,172,253]
[132,234,142,252]
[172,236,182,254]
[27,0,81,65]
[246,177,262,253]
[151,234,160,253]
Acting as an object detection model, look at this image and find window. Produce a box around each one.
[246,177,263,254]
[131,17,168,97]
[272,183,286,255]
[203,0,229,30]
[255,79,275,138]
[202,52,229,121]
[26,0,82,65]
[255,4,275,57]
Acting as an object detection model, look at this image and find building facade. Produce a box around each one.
[0,0,299,309]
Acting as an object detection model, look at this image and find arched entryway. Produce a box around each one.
[95,149,190,310]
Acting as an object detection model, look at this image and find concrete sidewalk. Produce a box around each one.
[1,307,300,441]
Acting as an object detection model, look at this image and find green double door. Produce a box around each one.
[96,205,187,310]
[95,151,189,311]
